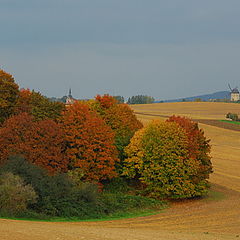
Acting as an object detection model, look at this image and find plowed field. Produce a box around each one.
[1,102,240,240]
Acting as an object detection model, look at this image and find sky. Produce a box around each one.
[1,0,240,101]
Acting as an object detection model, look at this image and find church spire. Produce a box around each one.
[68,88,72,98]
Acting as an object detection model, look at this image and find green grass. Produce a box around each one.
[0,203,167,222]
[204,189,225,201]
[220,120,240,125]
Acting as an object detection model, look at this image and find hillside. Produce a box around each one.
[158,91,230,103]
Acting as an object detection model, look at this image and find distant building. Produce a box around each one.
[230,88,240,102]
[65,89,76,106]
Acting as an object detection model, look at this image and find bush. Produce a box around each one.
[0,155,101,217]
[0,155,165,219]
[226,112,239,121]
[103,177,131,194]
[123,120,211,199]
[98,193,163,216]
[0,172,37,215]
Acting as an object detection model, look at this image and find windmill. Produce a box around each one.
[228,84,240,102]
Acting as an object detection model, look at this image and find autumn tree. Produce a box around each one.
[124,120,211,199]
[61,102,118,182]
[15,89,65,121]
[166,115,212,182]
[92,94,143,163]
[0,69,19,124]
[0,113,67,174]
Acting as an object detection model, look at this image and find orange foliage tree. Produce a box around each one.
[166,116,212,183]
[61,102,118,182]
[92,94,143,163]
[0,113,67,174]
[0,69,19,124]
[124,120,211,199]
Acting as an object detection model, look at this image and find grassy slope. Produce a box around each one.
[220,120,240,125]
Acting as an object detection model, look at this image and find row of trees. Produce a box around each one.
[127,95,155,104]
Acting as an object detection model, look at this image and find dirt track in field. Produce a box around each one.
[1,102,240,240]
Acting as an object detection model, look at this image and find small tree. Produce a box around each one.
[124,120,211,199]
[0,172,37,215]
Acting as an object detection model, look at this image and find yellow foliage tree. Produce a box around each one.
[124,120,210,199]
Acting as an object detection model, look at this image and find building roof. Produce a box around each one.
[231,88,239,94]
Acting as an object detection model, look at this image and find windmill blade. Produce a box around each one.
[228,84,233,92]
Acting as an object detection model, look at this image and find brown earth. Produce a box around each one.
[1,102,240,240]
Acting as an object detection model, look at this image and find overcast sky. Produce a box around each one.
[1,0,240,100]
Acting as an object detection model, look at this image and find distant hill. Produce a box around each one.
[157,91,230,103]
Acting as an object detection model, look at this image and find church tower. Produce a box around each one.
[65,88,75,106]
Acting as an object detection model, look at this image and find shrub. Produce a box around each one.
[124,120,211,199]
[102,177,131,194]
[226,112,239,121]
[0,172,37,215]
[0,155,102,217]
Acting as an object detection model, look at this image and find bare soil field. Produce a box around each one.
[1,102,240,240]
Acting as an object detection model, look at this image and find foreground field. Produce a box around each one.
[1,102,240,240]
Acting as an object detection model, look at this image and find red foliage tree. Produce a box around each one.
[95,94,117,109]
[167,116,212,182]
[0,113,67,174]
[14,88,32,114]
[61,102,118,182]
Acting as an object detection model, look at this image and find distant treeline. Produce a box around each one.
[127,95,155,104]
[49,95,156,105]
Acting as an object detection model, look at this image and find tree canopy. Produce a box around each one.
[0,69,19,124]
[124,120,211,199]
[61,102,118,182]
[0,113,67,174]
